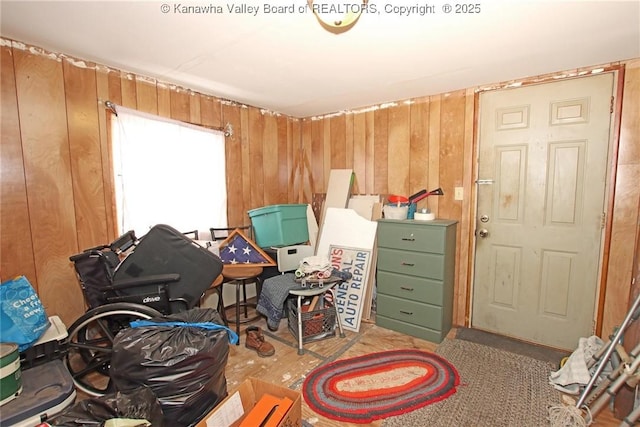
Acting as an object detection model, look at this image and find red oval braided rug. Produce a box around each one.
[302,349,459,424]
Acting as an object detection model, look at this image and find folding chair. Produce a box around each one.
[275,245,346,355]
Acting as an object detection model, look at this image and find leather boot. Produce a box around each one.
[245,326,275,357]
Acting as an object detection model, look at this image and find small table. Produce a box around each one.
[221,265,264,346]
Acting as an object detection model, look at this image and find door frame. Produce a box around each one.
[464,65,626,339]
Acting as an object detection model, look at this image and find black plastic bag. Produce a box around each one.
[49,386,163,426]
[110,308,230,426]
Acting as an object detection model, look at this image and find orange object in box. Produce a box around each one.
[239,393,292,427]
[196,377,301,427]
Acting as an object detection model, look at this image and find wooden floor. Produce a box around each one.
[70,303,624,426]
[224,307,623,427]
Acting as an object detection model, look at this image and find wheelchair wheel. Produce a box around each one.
[65,302,162,397]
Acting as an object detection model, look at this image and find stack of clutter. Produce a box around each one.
[294,256,352,283]
[382,188,444,220]
[549,335,610,394]
[295,256,332,280]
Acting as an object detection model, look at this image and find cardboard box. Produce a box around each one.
[196,377,301,427]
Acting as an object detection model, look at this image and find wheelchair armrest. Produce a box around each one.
[69,247,108,262]
[110,273,180,291]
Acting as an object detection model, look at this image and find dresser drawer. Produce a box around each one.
[376,270,444,305]
[376,294,443,330]
[377,248,444,280]
[377,222,447,253]
[376,315,447,343]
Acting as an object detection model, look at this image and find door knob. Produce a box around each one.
[477,229,489,238]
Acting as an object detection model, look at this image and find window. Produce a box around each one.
[111,106,227,238]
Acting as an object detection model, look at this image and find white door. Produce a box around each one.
[472,73,615,350]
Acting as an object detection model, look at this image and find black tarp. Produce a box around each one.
[110,308,230,426]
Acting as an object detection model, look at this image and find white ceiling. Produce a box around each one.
[2,1,639,117]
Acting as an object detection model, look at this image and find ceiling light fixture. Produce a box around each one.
[307,0,369,34]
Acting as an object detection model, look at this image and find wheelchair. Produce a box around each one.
[65,224,223,397]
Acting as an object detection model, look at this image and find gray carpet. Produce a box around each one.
[456,327,570,366]
[382,338,562,427]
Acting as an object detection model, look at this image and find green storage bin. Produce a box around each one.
[248,204,309,247]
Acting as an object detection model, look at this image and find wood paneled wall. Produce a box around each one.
[604,59,640,334]
[299,92,476,328]
[1,37,638,339]
[1,40,298,325]
[301,61,640,335]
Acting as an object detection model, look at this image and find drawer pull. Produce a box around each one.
[401,262,415,267]
[400,286,414,291]
[400,310,413,316]
[401,237,415,242]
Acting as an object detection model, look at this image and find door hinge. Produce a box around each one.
[601,212,606,229]
[610,96,615,114]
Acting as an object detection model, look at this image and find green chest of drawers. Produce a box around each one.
[375,219,457,343]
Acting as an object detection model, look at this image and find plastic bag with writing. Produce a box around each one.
[0,276,49,351]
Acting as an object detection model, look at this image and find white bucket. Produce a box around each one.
[383,205,409,220]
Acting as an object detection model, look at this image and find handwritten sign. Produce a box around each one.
[328,245,372,332]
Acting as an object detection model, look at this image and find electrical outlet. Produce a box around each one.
[455,187,463,201]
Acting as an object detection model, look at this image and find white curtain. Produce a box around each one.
[111,106,227,238]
